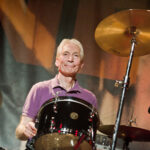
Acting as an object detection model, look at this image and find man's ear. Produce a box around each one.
[80,62,84,69]
[55,58,60,67]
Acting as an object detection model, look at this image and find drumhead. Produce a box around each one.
[36,96,98,119]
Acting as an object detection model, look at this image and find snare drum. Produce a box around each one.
[34,96,100,150]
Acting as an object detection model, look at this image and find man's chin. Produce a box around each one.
[60,71,76,77]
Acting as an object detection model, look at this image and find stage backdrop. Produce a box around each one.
[0,0,150,150]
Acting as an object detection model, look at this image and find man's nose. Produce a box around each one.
[68,55,74,61]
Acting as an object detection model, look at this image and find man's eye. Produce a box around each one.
[74,54,79,57]
[63,53,68,56]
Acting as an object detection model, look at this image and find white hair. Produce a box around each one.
[56,39,84,61]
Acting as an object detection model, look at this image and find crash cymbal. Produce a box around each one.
[95,9,150,57]
[99,125,150,141]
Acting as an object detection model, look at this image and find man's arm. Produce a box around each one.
[15,116,37,140]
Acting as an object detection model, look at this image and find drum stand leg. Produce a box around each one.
[92,144,96,150]
[25,137,36,150]
[123,139,130,150]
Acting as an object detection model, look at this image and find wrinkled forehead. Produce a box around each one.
[62,42,81,53]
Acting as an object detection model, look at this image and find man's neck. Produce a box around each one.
[57,73,76,91]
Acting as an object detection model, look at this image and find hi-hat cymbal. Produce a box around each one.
[99,125,150,141]
[95,9,150,57]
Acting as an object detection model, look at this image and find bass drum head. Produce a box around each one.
[34,133,92,150]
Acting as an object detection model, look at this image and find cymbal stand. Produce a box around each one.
[111,35,136,150]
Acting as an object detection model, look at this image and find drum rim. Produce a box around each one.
[36,96,99,120]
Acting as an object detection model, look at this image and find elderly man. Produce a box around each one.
[15,39,98,149]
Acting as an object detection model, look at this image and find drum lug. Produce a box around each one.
[53,104,58,113]
[60,128,70,133]
[90,111,95,119]
[53,95,59,113]
[88,126,95,140]
[88,127,92,136]
[50,117,56,130]
[69,129,73,133]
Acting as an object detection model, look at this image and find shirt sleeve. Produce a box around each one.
[22,83,41,119]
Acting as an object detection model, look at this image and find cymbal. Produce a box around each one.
[95,9,150,57]
[99,125,150,141]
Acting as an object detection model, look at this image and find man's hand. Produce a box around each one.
[24,121,37,139]
[16,116,37,140]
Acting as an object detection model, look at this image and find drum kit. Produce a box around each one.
[25,9,150,150]
[95,8,150,150]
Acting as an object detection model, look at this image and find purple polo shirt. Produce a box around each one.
[22,76,98,119]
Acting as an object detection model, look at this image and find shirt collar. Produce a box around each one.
[51,75,81,92]
[51,75,60,88]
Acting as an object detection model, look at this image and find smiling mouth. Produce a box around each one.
[65,65,75,67]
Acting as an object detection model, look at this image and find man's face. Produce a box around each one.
[55,42,84,77]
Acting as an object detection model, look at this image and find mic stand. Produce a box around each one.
[111,36,136,150]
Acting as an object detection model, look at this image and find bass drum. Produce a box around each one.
[34,96,100,150]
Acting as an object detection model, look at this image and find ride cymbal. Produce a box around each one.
[95,9,150,57]
[99,125,150,142]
